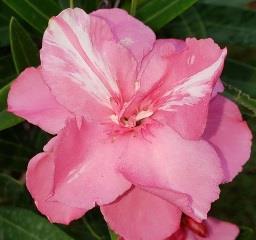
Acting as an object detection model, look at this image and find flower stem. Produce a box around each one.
[130,0,138,16]
[70,0,74,8]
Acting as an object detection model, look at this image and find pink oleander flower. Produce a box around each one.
[8,7,251,240]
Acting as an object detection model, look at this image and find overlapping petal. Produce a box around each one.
[92,8,155,64]
[101,187,182,240]
[43,117,131,209]
[118,123,223,221]
[186,217,239,240]
[41,8,138,120]
[26,152,87,224]
[126,38,226,139]
[8,67,72,134]
[204,95,252,182]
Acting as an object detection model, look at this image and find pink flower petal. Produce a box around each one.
[46,117,131,208]
[118,123,223,221]
[101,187,182,240]
[8,67,72,134]
[212,79,224,98]
[186,217,239,240]
[26,152,86,224]
[203,95,252,182]
[41,8,138,121]
[92,8,155,64]
[131,38,226,140]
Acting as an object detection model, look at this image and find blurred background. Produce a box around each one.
[0,0,256,239]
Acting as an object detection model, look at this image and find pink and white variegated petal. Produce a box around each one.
[158,49,226,111]
[189,217,239,240]
[211,79,224,98]
[119,124,223,222]
[136,38,226,139]
[161,40,226,139]
[26,152,87,224]
[101,187,182,240]
[47,117,131,209]
[8,67,72,134]
[118,39,185,119]
[203,96,252,182]
[92,8,155,64]
[41,8,138,121]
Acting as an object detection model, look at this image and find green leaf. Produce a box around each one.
[224,83,256,115]
[237,226,255,240]
[0,125,50,173]
[58,0,99,11]
[202,0,253,8]
[211,156,256,239]
[0,17,40,131]
[0,82,24,131]
[0,1,18,47]
[61,208,111,240]
[0,111,23,131]
[0,207,75,240]
[0,55,16,87]
[0,83,11,110]
[161,6,206,38]
[137,0,198,30]
[222,59,256,98]
[0,25,9,47]
[9,17,39,74]
[130,0,138,16]
[163,3,256,47]
[196,3,256,47]
[3,0,60,33]
[0,174,30,207]
[109,230,118,240]
[220,59,256,115]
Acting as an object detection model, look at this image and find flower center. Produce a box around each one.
[110,110,154,128]
[181,215,209,238]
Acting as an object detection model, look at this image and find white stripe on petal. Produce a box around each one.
[159,49,227,111]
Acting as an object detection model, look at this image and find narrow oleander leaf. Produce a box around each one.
[164,3,256,47]
[222,59,256,98]
[161,6,207,38]
[0,17,40,131]
[237,226,255,240]
[221,58,256,115]
[0,111,23,131]
[109,230,118,240]
[211,165,256,239]
[0,207,75,240]
[9,17,39,74]
[0,26,9,47]
[3,0,60,33]
[61,209,111,240]
[58,0,99,12]
[201,0,253,8]
[0,83,11,110]
[0,80,23,132]
[0,1,17,47]
[0,174,30,207]
[223,83,256,115]
[196,3,256,47]
[0,55,16,88]
[137,0,198,30]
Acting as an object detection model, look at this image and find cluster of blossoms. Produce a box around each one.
[8,7,251,240]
